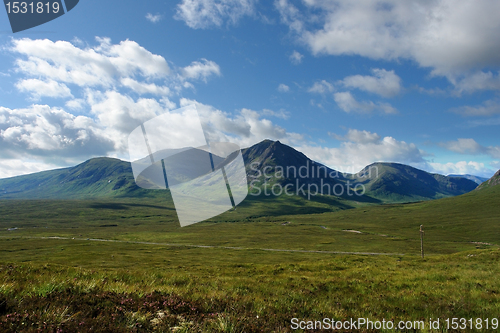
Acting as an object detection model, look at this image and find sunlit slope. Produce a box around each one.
[0,158,148,199]
[323,183,500,250]
[351,162,478,203]
[476,169,500,190]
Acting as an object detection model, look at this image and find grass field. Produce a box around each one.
[1,186,499,332]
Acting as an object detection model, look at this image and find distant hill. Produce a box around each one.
[476,169,500,190]
[0,140,479,203]
[349,162,478,203]
[448,174,489,185]
[0,158,151,199]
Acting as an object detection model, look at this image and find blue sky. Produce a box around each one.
[1,0,499,178]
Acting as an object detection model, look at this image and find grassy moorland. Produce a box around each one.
[0,185,499,332]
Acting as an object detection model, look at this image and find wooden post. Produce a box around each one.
[420,225,424,258]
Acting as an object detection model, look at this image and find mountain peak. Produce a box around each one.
[242,139,312,169]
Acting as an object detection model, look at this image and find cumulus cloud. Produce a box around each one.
[85,90,174,139]
[440,138,500,159]
[15,79,73,100]
[146,13,162,23]
[440,138,483,155]
[0,91,177,175]
[333,91,397,114]
[12,38,170,88]
[308,80,334,94]
[179,98,302,148]
[175,0,257,29]
[276,0,500,87]
[339,68,402,98]
[289,50,303,64]
[0,105,115,158]
[278,83,290,92]
[9,37,220,99]
[182,59,221,82]
[65,99,86,110]
[299,129,426,173]
[120,78,171,96]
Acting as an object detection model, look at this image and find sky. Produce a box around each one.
[0,0,500,179]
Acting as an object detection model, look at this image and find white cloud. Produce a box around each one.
[120,78,171,96]
[16,79,73,100]
[453,71,500,94]
[175,0,257,29]
[289,50,303,65]
[298,129,426,173]
[451,99,500,117]
[429,161,493,178]
[146,13,162,23]
[261,108,289,119]
[339,68,402,98]
[440,138,500,159]
[488,147,500,159]
[275,0,303,33]
[10,37,220,101]
[278,83,290,92]
[333,91,397,114]
[11,38,170,88]
[276,0,500,86]
[85,90,174,140]
[0,88,180,176]
[182,59,221,82]
[440,138,483,154]
[0,104,114,157]
[308,80,334,94]
[65,99,86,110]
[179,98,302,148]
[97,38,171,78]
[330,129,381,144]
[0,158,61,179]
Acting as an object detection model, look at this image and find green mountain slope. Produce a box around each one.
[476,169,500,190]
[329,180,500,249]
[0,158,152,199]
[350,162,478,203]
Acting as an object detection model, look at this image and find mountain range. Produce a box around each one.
[240,140,479,202]
[0,139,492,204]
